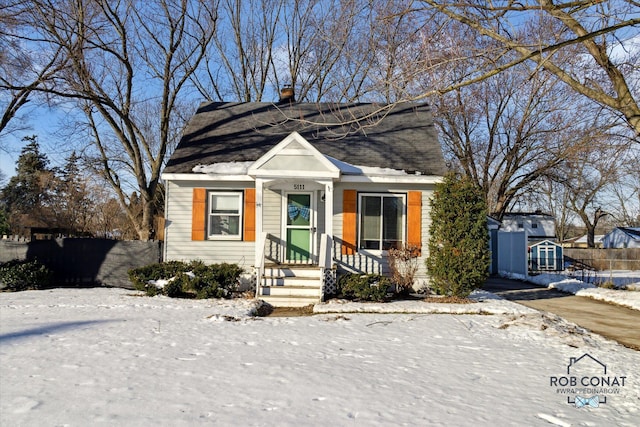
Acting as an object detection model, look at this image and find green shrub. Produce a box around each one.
[426,173,490,297]
[128,261,243,299]
[0,259,53,291]
[164,273,189,297]
[338,273,390,302]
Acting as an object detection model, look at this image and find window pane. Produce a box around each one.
[360,196,381,250]
[209,215,240,235]
[287,194,311,226]
[208,192,241,237]
[382,196,402,249]
[211,194,239,214]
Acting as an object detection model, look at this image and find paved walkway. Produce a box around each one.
[483,276,640,351]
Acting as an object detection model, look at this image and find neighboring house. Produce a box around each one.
[602,227,640,248]
[500,212,556,243]
[161,93,446,306]
[561,234,604,248]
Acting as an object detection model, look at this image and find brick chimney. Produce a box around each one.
[279,85,295,104]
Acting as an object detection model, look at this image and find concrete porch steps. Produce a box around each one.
[258,264,323,307]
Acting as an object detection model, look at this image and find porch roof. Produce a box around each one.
[164,102,446,177]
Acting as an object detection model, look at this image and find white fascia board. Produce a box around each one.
[252,170,340,179]
[340,175,443,184]
[161,173,254,182]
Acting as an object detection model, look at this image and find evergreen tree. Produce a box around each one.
[0,206,10,235]
[426,173,490,297]
[54,151,92,235]
[0,136,52,232]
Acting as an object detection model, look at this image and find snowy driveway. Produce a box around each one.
[484,277,640,350]
[1,288,639,426]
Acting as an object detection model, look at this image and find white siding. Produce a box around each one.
[164,181,255,267]
[263,188,281,236]
[501,216,555,240]
[332,182,436,289]
[603,228,640,248]
[165,180,437,289]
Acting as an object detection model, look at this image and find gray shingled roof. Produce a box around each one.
[164,101,446,175]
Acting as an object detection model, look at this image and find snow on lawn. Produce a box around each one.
[314,290,538,315]
[1,288,639,426]
[503,271,640,311]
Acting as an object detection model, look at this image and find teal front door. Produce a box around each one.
[285,193,313,263]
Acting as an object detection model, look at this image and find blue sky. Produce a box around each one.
[1,106,73,180]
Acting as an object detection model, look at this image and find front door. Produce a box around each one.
[285,193,314,263]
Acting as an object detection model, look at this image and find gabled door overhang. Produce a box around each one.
[248,131,341,180]
[249,132,339,267]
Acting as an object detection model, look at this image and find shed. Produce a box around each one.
[529,240,563,272]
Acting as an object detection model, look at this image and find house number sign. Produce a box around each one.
[293,184,305,190]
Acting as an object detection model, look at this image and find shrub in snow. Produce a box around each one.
[426,173,490,297]
[598,281,618,290]
[128,261,243,299]
[128,260,189,296]
[188,261,243,299]
[388,244,420,295]
[0,259,53,291]
[337,273,390,302]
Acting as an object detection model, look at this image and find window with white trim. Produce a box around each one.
[358,193,405,250]
[208,191,243,239]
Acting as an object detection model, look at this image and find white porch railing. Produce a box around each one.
[256,232,268,298]
[318,233,334,300]
[332,237,384,275]
[256,233,334,300]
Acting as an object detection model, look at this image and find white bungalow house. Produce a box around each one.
[499,212,557,243]
[603,227,640,248]
[161,94,446,306]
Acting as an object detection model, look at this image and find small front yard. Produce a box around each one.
[1,287,639,426]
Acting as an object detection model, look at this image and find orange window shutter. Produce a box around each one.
[407,191,422,253]
[244,188,256,242]
[342,190,357,255]
[191,188,206,241]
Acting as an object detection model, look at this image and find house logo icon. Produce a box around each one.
[566,354,607,408]
[567,354,606,375]
[549,353,627,409]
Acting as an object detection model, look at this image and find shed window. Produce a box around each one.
[208,192,243,238]
[359,194,405,250]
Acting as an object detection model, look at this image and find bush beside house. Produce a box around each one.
[427,173,490,297]
[128,261,243,299]
[0,259,53,291]
[337,273,391,302]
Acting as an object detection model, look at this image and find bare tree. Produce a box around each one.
[0,1,67,142]
[279,0,372,102]
[417,0,640,138]
[558,138,628,247]
[436,60,590,219]
[16,0,217,240]
[532,177,579,242]
[190,0,282,102]
[610,145,640,226]
[191,0,385,103]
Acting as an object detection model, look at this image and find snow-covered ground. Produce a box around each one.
[1,288,639,426]
[502,271,640,311]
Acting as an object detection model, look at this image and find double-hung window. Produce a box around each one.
[358,193,405,250]
[208,191,243,239]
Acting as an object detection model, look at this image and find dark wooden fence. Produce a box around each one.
[1,237,162,288]
[563,248,640,271]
